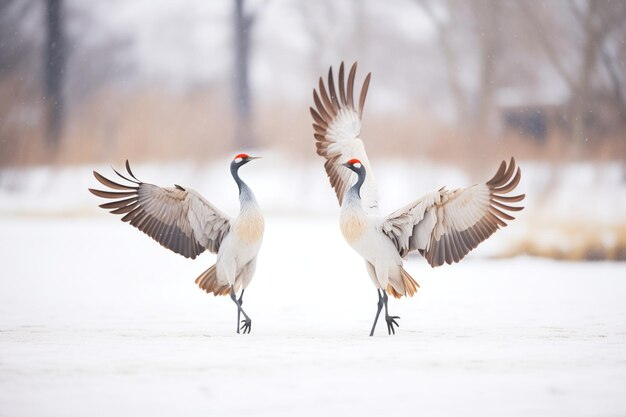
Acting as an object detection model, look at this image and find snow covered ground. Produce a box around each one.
[1,156,624,259]
[1,213,626,417]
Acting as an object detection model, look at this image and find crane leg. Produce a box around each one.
[382,290,400,335]
[369,289,384,336]
[236,289,245,332]
[230,287,251,334]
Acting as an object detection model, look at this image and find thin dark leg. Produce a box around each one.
[369,289,384,337]
[236,289,245,333]
[382,290,400,335]
[230,287,251,334]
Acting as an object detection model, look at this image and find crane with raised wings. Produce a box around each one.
[89,154,264,334]
[310,62,525,336]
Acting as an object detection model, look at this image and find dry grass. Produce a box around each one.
[60,88,235,165]
[0,74,46,166]
[2,88,626,262]
[2,87,625,168]
[2,88,236,167]
[502,222,626,261]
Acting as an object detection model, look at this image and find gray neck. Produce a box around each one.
[231,164,256,206]
[345,167,366,203]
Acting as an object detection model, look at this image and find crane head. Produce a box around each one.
[232,153,261,168]
[342,158,364,173]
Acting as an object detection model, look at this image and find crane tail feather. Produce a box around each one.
[387,267,419,299]
[195,264,231,296]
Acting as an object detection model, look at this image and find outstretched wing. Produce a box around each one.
[310,62,379,212]
[381,158,525,267]
[89,161,231,259]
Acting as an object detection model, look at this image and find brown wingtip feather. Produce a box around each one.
[89,188,136,199]
[111,165,140,184]
[327,66,340,108]
[338,62,346,105]
[313,89,331,123]
[358,72,371,117]
[491,200,524,212]
[486,160,507,186]
[318,77,336,118]
[494,168,522,194]
[125,160,140,181]
[502,158,517,182]
[492,193,525,203]
[313,133,326,142]
[110,202,139,215]
[93,170,137,191]
[309,107,328,129]
[312,122,325,133]
[347,62,358,109]
[487,157,519,186]
[489,205,516,221]
[98,197,137,210]
[487,158,524,197]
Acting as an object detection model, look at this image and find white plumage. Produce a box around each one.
[311,63,379,213]
[311,62,525,335]
[89,155,264,334]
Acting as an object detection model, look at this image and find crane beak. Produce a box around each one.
[247,156,262,161]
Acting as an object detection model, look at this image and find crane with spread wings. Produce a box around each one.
[89,154,264,334]
[310,62,525,336]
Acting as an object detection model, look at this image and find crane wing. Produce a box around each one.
[311,62,379,212]
[89,161,231,259]
[381,158,525,267]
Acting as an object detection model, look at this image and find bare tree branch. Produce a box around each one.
[566,0,585,25]
[415,0,442,28]
[601,41,626,120]
[246,0,272,30]
[517,1,576,90]
[414,0,469,129]
[44,0,66,148]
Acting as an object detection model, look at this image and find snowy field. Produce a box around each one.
[1,156,625,259]
[1,214,626,417]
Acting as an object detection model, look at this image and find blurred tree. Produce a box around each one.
[297,2,341,72]
[353,0,366,59]
[234,0,260,149]
[416,0,469,131]
[597,5,626,124]
[44,0,65,150]
[0,0,41,166]
[417,0,502,138]
[64,5,133,104]
[472,0,501,137]
[2,0,129,166]
[519,0,626,151]
[0,1,36,75]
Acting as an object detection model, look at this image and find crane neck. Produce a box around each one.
[345,167,366,204]
[231,164,257,207]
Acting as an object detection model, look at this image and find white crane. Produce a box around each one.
[88,154,264,334]
[310,63,525,336]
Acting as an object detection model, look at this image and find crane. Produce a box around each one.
[310,63,525,336]
[88,154,264,334]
